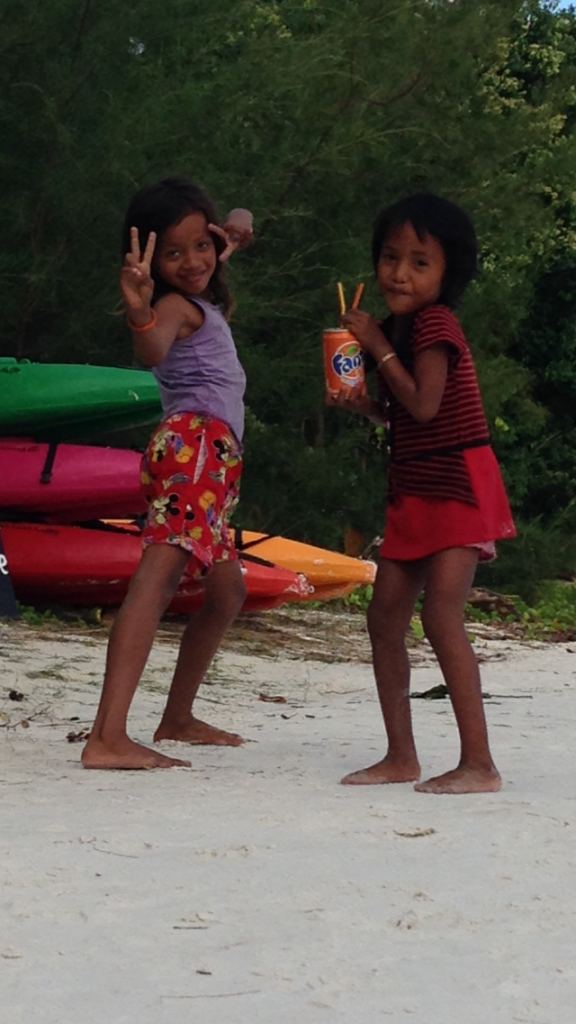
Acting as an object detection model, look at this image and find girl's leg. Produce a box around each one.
[82,544,191,769]
[342,556,428,785]
[415,547,501,794]
[154,559,246,745]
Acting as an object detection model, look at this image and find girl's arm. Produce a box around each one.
[121,227,201,367]
[378,344,448,423]
[130,294,202,367]
[341,309,448,424]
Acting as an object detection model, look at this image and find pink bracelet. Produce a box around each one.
[127,308,157,332]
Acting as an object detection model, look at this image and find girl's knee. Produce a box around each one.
[125,569,179,615]
[226,574,246,615]
[126,544,188,609]
[367,600,408,646]
[204,572,246,620]
[420,602,463,647]
[367,600,383,640]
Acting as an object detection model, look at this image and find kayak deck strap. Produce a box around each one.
[40,442,59,485]
[234,527,273,552]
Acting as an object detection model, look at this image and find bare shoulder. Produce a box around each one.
[155,292,204,335]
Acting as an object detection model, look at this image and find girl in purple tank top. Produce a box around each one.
[83,178,252,770]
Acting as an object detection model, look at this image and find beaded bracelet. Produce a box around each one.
[378,350,398,369]
[127,308,157,332]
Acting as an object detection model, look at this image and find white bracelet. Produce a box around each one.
[378,351,398,370]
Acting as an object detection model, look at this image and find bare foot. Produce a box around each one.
[153,717,244,746]
[414,766,502,794]
[82,735,191,770]
[341,757,421,786]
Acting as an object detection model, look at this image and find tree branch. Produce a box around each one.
[365,71,425,110]
[73,0,95,56]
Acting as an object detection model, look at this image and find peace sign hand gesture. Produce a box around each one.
[120,227,157,325]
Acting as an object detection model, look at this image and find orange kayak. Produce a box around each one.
[235,531,376,601]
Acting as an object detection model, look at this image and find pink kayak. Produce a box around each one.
[2,522,310,613]
[0,438,145,521]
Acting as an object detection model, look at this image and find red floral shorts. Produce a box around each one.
[140,413,243,579]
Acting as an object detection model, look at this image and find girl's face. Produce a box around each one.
[155,211,217,297]
[377,222,446,317]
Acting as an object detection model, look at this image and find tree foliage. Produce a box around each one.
[2,0,576,573]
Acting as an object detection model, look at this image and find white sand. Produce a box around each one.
[1,621,575,1024]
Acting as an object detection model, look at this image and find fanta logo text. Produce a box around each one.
[332,344,364,384]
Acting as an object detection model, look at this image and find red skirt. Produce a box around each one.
[381,446,516,562]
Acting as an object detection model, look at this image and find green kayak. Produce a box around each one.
[0,358,162,440]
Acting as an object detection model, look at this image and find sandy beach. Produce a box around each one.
[1,610,575,1024]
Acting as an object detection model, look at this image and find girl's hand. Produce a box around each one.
[209,209,254,262]
[327,387,376,418]
[121,227,156,324]
[341,309,385,357]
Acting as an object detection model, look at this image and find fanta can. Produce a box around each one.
[323,328,366,398]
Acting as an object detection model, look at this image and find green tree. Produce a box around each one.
[2,0,576,567]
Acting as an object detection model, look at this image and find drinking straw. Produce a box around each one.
[337,281,346,316]
[351,283,365,310]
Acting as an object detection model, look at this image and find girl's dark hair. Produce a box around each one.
[371,192,478,309]
[122,176,233,317]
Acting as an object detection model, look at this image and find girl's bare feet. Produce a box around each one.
[81,735,191,770]
[153,716,244,746]
[414,766,501,794]
[341,756,421,786]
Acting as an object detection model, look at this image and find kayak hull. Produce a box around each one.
[284,580,359,603]
[0,359,161,441]
[0,439,146,521]
[236,531,376,589]
[101,524,375,601]
[1,523,309,614]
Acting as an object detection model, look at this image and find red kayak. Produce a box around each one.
[2,522,310,613]
[0,438,145,521]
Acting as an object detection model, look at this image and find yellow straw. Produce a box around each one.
[351,283,365,310]
[337,281,346,316]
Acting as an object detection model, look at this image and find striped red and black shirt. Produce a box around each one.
[379,305,490,506]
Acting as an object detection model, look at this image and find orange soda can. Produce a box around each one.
[323,328,367,398]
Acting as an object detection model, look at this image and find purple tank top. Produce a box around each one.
[152,298,246,443]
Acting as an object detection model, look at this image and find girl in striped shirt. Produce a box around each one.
[335,192,515,794]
